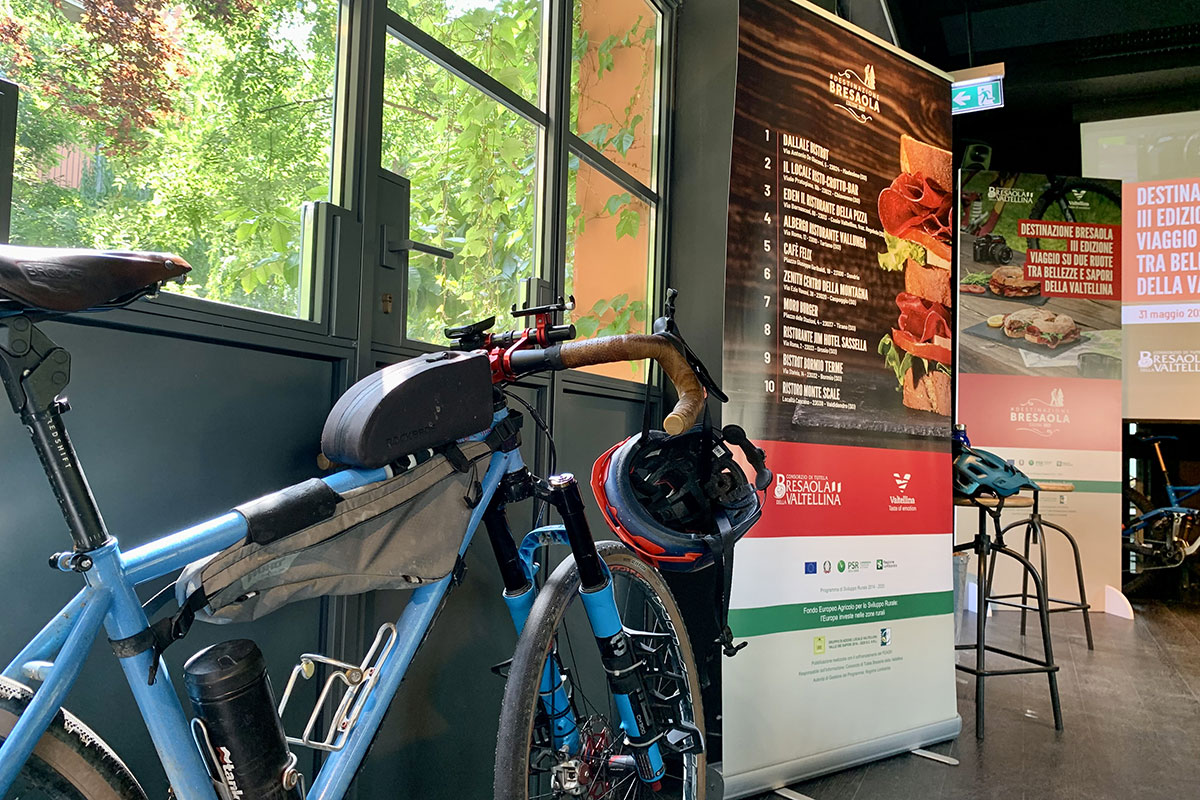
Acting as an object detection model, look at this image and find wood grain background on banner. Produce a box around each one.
[724,0,951,451]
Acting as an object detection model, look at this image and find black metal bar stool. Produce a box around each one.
[954,492,1064,739]
[985,482,1094,650]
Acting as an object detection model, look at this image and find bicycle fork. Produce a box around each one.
[547,473,667,787]
[486,471,667,788]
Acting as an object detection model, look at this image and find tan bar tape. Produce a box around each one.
[557,335,706,434]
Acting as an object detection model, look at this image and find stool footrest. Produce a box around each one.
[986,593,1090,611]
[955,642,1058,671]
[956,662,1058,678]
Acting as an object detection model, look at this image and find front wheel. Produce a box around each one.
[494,541,706,800]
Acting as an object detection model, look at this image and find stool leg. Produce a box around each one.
[1020,520,1034,637]
[975,530,988,739]
[1045,520,1095,651]
[1038,518,1050,634]
[985,537,1000,611]
[999,544,1064,731]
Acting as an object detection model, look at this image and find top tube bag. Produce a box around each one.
[177,440,492,624]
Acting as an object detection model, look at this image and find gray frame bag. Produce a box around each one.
[177,441,491,624]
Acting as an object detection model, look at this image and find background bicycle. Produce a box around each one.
[1124,433,1200,579]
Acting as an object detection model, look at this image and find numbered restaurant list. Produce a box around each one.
[758,128,871,411]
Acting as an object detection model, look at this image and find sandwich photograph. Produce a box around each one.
[876,134,953,417]
[957,171,1122,379]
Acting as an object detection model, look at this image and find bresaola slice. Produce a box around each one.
[878,172,952,262]
[893,291,951,364]
[879,173,952,242]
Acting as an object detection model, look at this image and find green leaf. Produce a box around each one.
[581,123,611,149]
[604,192,631,217]
[574,316,600,338]
[615,208,640,239]
[269,220,289,253]
[572,32,589,62]
[499,137,524,163]
[612,129,635,156]
[240,270,258,293]
[235,220,258,243]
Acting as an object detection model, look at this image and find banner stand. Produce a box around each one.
[717,718,960,798]
[720,1,960,795]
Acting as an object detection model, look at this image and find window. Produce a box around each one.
[385,0,669,382]
[0,0,341,319]
[382,32,539,343]
[566,158,651,381]
[571,0,658,188]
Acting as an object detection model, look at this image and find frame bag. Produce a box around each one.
[178,441,491,624]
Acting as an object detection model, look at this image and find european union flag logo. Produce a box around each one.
[804,561,817,574]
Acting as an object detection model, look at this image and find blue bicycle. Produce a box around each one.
[0,245,744,799]
[1124,434,1200,571]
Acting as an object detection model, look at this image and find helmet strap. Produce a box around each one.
[640,362,655,441]
[704,511,747,658]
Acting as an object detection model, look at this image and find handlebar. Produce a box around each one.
[508,334,706,435]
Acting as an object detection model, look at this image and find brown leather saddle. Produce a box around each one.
[0,245,191,313]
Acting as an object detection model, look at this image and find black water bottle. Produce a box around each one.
[184,639,301,800]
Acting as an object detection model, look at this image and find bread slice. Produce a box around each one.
[902,368,951,416]
[904,258,952,308]
[900,134,952,191]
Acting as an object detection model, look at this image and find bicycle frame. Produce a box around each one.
[1125,439,1200,559]
[0,441,539,799]
[0,306,677,796]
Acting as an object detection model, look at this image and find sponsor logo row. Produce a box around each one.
[804,558,899,574]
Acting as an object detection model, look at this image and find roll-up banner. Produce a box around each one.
[956,172,1123,610]
[721,2,959,795]
[1122,178,1200,420]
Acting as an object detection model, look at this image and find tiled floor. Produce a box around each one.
[745,601,1200,800]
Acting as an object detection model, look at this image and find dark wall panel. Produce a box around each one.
[667,0,738,394]
[0,321,338,793]
[352,382,545,799]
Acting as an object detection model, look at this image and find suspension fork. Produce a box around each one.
[546,473,667,786]
[486,471,581,753]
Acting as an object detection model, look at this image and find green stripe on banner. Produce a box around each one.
[1048,480,1121,493]
[729,591,953,637]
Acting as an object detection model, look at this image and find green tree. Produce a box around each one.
[0,0,656,335]
[0,0,337,316]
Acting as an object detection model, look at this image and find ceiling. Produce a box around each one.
[887,0,1200,118]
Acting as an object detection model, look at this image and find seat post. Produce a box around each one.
[0,315,109,551]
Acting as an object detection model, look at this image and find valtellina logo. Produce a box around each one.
[889,471,916,512]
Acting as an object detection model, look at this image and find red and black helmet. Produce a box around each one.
[591,424,771,572]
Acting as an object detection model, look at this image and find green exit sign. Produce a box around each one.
[951,77,1004,115]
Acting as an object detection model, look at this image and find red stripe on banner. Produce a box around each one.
[957,373,1122,452]
[749,440,951,537]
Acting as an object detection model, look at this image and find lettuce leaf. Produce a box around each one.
[877,232,927,272]
[878,333,912,391]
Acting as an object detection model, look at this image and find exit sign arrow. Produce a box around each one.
[950,77,1004,115]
